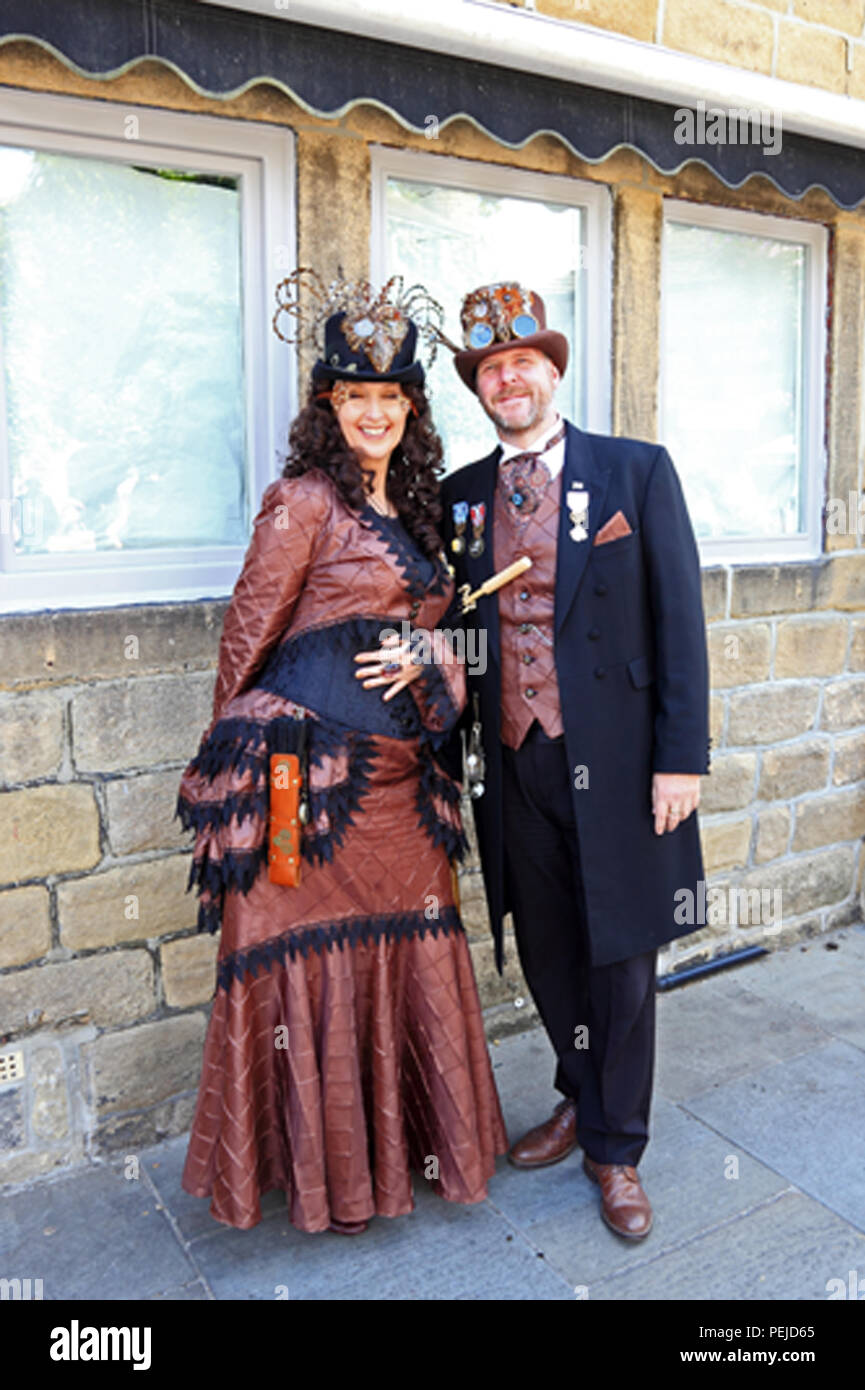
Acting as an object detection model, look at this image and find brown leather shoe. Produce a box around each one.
[583,1155,653,1239]
[507,1097,578,1169]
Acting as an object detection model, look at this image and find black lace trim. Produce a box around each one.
[361,505,449,601]
[411,655,459,737]
[216,904,463,991]
[175,711,379,933]
[416,732,468,863]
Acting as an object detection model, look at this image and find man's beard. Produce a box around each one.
[484,391,545,435]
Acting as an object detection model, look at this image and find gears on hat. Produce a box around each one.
[272,268,447,385]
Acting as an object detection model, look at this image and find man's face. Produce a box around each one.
[474,347,559,434]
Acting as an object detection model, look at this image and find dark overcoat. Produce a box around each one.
[439,421,711,973]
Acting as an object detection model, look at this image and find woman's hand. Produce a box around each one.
[354,632,424,701]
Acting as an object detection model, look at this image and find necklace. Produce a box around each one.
[368,493,397,519]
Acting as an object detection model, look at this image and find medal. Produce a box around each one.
[468,502,486,558]
[451,500,469,555]
[566,484,589,542]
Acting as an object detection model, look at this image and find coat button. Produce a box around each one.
[588,627,600,640]
[519,589,529,601]
[399,714,414,728]
[522,653,534,665]
[594,583,608,596]
[594,666,606,679]
[409,601,421,617]
[525,687,537,698]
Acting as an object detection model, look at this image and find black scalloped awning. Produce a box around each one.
[3,0,865,209]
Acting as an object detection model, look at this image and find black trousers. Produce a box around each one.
[502,722,657,1167]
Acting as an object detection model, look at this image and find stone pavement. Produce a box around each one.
[2,924,864,1301]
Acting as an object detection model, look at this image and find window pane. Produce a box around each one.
[0,147,246,555]
[384,178,585,472]
[662,221,806,540]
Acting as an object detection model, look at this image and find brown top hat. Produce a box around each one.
[453,282,569,393]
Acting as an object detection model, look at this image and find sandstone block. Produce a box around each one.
[0,950,154,1036]
[58,854,196,950]
[161,934,219,1008]
[0,691,65,786]
[0,884,52,967]
[0,784,100,884]
[754,807,791,865]
[71,673,213,773]
[83,1013,206,1116]
[792,786,865,852]
[774,618,847,678]
[758,738,831,800]
[708,624,771,688]
[699,753,756,813]
[727,685,819,745]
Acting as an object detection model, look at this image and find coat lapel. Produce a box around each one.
[554,423,612,634]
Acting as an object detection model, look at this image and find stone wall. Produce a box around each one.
[495,0,865,98]
[0,40,863,1185]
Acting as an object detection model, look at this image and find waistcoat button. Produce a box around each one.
[525,687,537,698]
[522,653,534,664]
[519,589,529,601]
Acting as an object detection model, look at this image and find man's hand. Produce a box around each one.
[652,773,700,836]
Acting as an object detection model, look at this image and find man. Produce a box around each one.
[439,282,710,1240]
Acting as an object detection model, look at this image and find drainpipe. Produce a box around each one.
[657,944,769,991]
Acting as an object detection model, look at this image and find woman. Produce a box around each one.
[176,272,507,1233]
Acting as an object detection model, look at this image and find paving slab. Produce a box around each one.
[488,1093,793,1289]
[186,1175,572,1301]
[655,972,829,1103]
[0,1163,199,1301]
[684,1039,865,1234]
[587,1190,865,1301]
[138,1136,288,1245]
[730,931,865,1052]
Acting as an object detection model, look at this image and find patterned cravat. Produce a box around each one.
[498,421,566,517]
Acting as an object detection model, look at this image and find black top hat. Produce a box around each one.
[311,312,425,386]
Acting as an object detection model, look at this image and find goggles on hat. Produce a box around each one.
[461,283,540,350]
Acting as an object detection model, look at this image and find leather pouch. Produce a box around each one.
[268,753,303,885]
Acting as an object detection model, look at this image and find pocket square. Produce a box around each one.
[593,510,633,546]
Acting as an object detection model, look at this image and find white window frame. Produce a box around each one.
[0,87,295,614]
[660,199,827,565]
[369,146,612,434]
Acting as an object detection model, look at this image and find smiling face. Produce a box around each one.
[474,346,560,438]
[331,380,411,464]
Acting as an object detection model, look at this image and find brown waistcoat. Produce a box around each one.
[494,469,564,749]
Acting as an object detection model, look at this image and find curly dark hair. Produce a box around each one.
[279,380,445,560]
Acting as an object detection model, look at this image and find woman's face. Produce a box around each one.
[332,380,411,464]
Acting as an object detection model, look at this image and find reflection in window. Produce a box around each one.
[662,221,806,541]
[0,147,246,554]
[383,179,585,473]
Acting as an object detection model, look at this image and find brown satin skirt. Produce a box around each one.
[181,727,508,1231]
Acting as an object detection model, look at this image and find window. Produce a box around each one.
[371,149,610,473]
[0,88,294,612]
[660,201,826,563]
